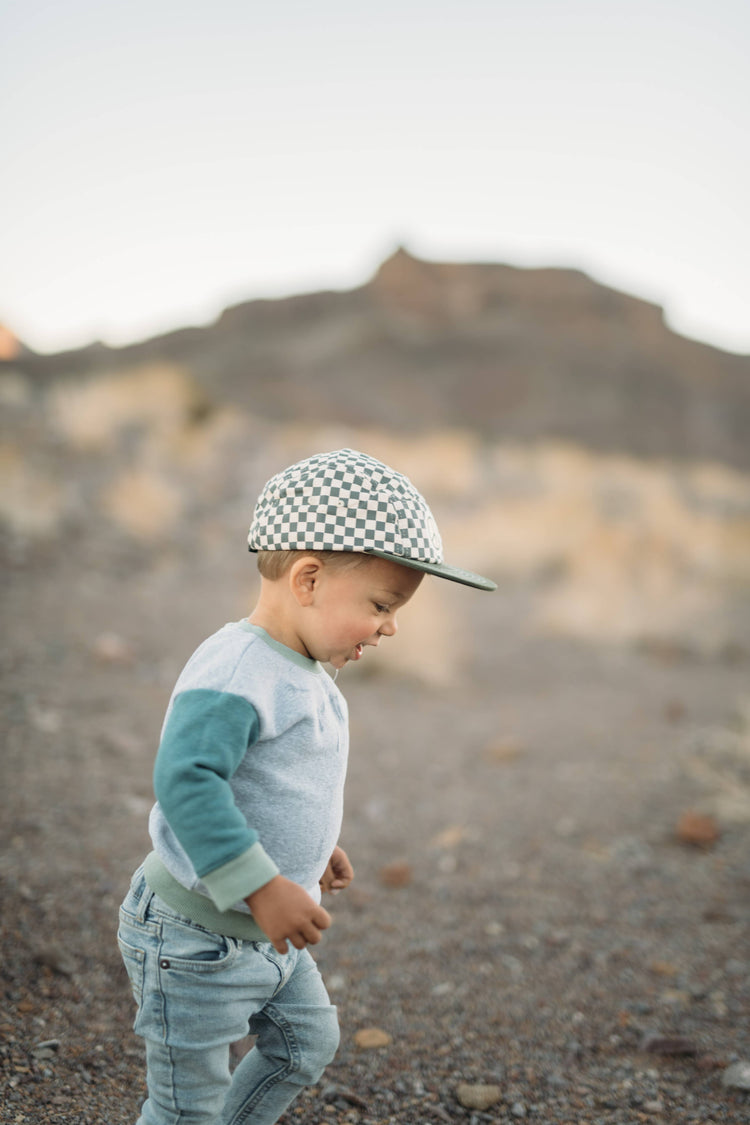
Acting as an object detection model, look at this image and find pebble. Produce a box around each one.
[640,1033,699,1056]
[722,1060,750,1090]
[455,1083,502,1111]
[378,862,413,887]
[353,1027,392,1049]
[675,809,720,848]
[31,1039,60,1060]
[33,945,75,978]
[484,736,526,763]
[431,824,466,848]
[320,1082,369,1109]
[92,631,135,664]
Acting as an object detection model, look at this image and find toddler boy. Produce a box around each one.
[118,448,495,1125]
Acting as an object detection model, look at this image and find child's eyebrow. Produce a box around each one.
[375,588,409,603]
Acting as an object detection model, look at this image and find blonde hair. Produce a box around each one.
[255,549,368,581]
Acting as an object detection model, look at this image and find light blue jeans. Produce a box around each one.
[117,868,339,1125]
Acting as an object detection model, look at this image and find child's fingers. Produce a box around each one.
[313,904,332,930]
[334,862,354,885]
[284,905,332,951]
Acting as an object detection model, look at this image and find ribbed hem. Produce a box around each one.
[143,852,271,941]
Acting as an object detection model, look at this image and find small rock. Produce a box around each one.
[92,631,135,664]
[321,1083,368,1109]
[31,1039,60,1060]
[378,861,412,888]
[722,1060,750,1090]
[695,1053,726,1071]
[643,1099,665,1114]
[649,960,678,977]
[431,824,466,848]
[659,988,691,1009]
[545,1071,566,1088]
[641,1032,699,1056]
[710,991,729,1018]
[354,1027,392,1049]
[501,953,524,978]
[484,736,525,764]
[33,945,75,978]
[675,809,720,848]
[455,1083,502,1111]
[511,1101,527,1117]
[484,921,505,937]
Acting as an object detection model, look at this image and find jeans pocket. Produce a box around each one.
[157,915,237,970]
[117,933,146,1005]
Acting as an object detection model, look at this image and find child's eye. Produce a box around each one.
[374,603,389,613]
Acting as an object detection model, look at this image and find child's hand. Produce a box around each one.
[319,845,354,895]
[245,876,331,955]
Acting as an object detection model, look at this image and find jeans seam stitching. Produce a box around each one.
[232,1005,300,1123]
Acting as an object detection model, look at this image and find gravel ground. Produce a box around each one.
[2,541,750,1124]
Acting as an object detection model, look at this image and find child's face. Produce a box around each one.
[300,555,424,670]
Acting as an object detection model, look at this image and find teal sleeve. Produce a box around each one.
[153,689,265,882]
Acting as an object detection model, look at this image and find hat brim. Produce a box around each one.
[363,549,497,591]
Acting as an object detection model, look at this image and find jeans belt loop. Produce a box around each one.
[135,876,156,923]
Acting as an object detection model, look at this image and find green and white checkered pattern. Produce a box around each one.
[248,448,497,590]
[248,449,443,562]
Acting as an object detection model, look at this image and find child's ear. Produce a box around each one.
[289,557,323,606]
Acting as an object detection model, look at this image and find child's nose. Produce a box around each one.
[379,615,397,637]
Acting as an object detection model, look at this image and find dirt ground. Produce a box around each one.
[2,533,750,1124]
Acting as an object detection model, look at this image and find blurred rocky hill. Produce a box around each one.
[1,249,749,667]
[6,247,750,467]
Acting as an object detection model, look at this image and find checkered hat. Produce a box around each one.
[248,449,496,590]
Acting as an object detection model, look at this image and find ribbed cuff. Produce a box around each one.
[201,843,280,912]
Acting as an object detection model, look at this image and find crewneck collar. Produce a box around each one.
[238,620,322,673]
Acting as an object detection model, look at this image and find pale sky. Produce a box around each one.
[2,0,749,355]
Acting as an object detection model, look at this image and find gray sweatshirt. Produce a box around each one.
[145,621,348,936]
